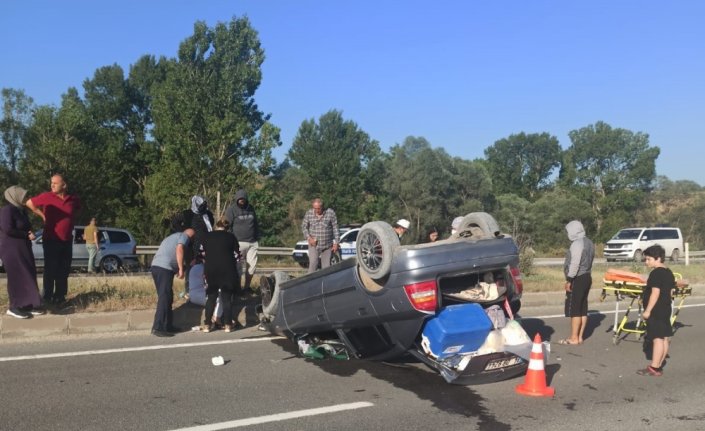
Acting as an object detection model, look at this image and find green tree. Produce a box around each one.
[148,17,279,222]
[0,88,34,185]
[288,110,381,223]
[383,137,492,242]
[484,132,561,200]
[561,121,659,237]
[526,189,595,253]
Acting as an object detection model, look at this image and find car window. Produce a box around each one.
[613,229,642,240]
[74,228,85,244]
[106,230,131,243]
[341,230,359,243]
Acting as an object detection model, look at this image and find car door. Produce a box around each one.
[72,227,89,269]
[339,229,359,260]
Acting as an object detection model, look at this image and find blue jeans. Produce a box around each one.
[86,244,98,272]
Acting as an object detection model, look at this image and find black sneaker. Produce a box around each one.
[7,308,32,319]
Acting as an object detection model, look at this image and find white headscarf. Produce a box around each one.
[4,186,27,208]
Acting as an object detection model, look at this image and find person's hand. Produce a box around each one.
[564,281,572,292]
[332,243,339,253]
[642,310,651,319]
[28,231,36,241]
[307,236,317,246]
[177,268,185,279]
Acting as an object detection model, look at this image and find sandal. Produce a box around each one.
[636,366,662,376]
[557,339,580,345]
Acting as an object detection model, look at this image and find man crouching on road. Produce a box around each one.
[150,228,195,337]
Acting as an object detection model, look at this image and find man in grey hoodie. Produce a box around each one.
[560,220,595,345]
[224,190,259,292]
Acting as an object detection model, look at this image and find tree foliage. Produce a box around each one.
[0,88,34,185]
[561,121,659,237]
[484,132,561,200]
[148,17,279,222]
[288,110,381,223]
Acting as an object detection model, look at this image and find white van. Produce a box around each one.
[603,227,684,262]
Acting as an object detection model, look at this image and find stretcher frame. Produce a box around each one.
[601,273,691,345]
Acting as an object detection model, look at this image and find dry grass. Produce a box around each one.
[523,263,705,293]
[1,263,702,311]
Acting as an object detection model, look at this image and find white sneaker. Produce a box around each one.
[7,308,31,319]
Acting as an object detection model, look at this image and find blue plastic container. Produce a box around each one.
[421,303,493,359]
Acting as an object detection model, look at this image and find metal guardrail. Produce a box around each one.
[136,246,293,256]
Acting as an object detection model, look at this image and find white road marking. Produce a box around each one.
[169,402,374,431]
[0,336,282,362]
[526,301,705,320]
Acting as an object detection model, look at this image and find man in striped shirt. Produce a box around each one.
[301,198,339,273]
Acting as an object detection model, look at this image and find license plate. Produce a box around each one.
[484,356,523,371]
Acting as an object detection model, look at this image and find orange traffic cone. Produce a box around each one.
[515,333,555,397]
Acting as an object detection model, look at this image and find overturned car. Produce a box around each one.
[259,213,535,385]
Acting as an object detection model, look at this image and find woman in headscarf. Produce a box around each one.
[0,186,43,318]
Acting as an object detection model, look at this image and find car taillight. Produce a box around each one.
[404,280,437,314]
[509,266,523,296]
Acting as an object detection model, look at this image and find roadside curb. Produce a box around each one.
[0,297,262,341]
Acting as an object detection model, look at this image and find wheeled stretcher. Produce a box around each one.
[601,269,691,345]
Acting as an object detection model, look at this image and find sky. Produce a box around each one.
[2,1,704,185]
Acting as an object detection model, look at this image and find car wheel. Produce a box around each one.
[261,271,290,320]
[100,255,121,273]
[356,221,400,280]
[633,250,643,262]
[671,249,680,263]
[453,212,501,239]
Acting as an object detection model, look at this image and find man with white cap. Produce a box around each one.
[451,216,464,236]
[393,219,410,239]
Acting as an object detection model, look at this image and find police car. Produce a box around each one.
[291,225,361,268]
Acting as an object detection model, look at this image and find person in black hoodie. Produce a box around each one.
[170,195,214,297]
[224,190,259,292]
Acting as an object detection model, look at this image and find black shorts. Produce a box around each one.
[565,273,591,317]
[646,314,673,338]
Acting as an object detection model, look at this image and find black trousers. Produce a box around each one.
[151,266,175,331]
[205,284,235,326]
[42,239,72,302]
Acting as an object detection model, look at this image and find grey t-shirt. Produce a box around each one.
[152,232,190,272]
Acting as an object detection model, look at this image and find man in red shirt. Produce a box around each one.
[26,174,81,306]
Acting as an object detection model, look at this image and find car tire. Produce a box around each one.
[453,212,501,239]
[261,270,290,320]
[671,249,680,263]
[633,250,643,262]
[356,221,400,280]
[100,255,122,273]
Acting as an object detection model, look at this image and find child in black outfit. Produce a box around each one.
[637,245,674,377]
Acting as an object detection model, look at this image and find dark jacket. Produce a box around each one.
[224,190,259,242]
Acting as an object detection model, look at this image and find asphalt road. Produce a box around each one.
[1,301,704,431]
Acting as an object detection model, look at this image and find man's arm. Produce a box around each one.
[176,243,185,279]
[25,198,46,222]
